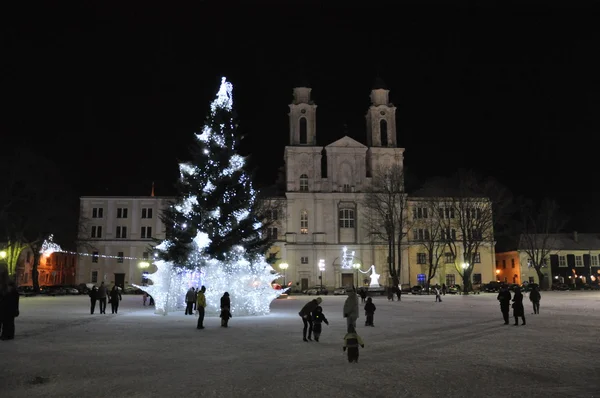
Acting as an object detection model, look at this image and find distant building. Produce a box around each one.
[1,244,77,286]
[495,251,521,285]
[76,196,173,287]
[268,82,496,292]
[518,231,600,287]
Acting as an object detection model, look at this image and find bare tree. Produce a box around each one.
[256,195,286,265]
[423,170,510,294]
[414,198,446,289]
[0,149,76,289]
[518,198,566,289]
[362,164,411,290]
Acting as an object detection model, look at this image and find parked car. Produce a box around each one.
[333,286,352,295]
[483,281,501,293]
[551,283,569,291]
[306,286,328,295]
[411,285,423,295]
[447,284,461,294]
[17,286,38,296]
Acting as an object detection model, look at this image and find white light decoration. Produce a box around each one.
[202,257,286,316]
[135,76,286,316]
[211,77,234,112]
[133,261,200,315]
[359,265,381,287]
[40,234,61,256]
[340,246,356,269]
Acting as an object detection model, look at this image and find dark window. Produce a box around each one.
[380,119,388,146]
[299,117,307,144]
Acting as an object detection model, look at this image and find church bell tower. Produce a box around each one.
[289,86,317,146]
[365,78,397,147]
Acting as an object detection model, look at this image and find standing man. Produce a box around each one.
[497,284,512,325]
[196,286,207,329]
[185,287,195,315]
[343,287,359,329]
[97,282,108,315]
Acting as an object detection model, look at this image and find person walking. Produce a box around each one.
[220,292,231,327]
[343,288,359,329]
[109,285,122,314]
[0,265,19,340]
[529,285,541,314]
[512,286,526,326]
[196,286,207,329]
[97,282,108,314]
[343,325,365,363]
[364,297,376,326]
[497,284,512,325]
[89,286,98,314]
[185,287,195,315]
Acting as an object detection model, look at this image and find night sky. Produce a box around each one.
[3,3,599,230]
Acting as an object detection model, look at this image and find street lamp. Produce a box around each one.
[139,261,150,269]
[352,262,361,288]
[279,262,288,287]
[0,251,6,259]
[318,259,325,290]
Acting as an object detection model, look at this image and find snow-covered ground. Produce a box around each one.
[1,291,598,397]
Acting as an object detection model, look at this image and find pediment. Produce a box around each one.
[325,136,367,148]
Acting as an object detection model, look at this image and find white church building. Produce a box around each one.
[271,81,407,292]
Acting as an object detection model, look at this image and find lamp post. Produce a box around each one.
[279,262,289,287]
[318,259,325,290]
[352,262,361,289]
[462,263,469,295]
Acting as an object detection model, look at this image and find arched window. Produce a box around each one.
[299,117,308,144]
[299,174,309,192]
[300,210,308,234]
[380,119,388,146]
[339,209,355,228]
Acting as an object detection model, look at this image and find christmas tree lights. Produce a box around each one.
[138,76,283,316]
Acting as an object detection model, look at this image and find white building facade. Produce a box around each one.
[273,83,406,292]
[271,83,496,292]
[76,196,173,287]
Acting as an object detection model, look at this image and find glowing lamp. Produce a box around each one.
[279,262,289,271]
[139,261,150,268]
[0,251,6,259]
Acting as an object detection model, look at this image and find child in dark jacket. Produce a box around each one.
[343,325,364,363]
[364,297,376,326]
[220,292,232,327]
[311,306,329,342]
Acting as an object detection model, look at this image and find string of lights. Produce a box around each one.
[41,235,153,262]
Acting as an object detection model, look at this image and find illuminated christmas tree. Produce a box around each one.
[137,77,284,316]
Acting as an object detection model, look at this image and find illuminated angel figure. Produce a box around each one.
[369,266,380,287]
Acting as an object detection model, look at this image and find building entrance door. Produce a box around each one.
[114,273,125,289]
[301,278,309,292]
[342,273,354,288]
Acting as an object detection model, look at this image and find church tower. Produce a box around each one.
[365,78,397,147]
[289,86,317,145]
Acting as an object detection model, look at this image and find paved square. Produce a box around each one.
[1,291,597,397]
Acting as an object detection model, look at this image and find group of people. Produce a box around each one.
[299,288,374,363]
[88,282,122,314]
[497,284,542,326]
[185,286,232,329]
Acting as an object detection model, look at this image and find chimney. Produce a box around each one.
[151,182,155,197]
[573,231,578,242]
